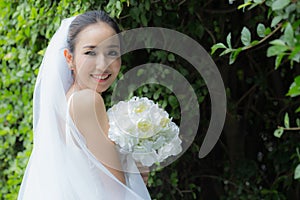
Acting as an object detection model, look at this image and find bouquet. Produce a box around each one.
[107,96,182,167]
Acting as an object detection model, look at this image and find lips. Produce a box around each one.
[91,73,111,82]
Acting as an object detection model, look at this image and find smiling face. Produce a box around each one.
[65,22,121,93]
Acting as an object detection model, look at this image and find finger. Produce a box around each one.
[142,175,148,185]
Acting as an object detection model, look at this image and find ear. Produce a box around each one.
[64,49,74,68]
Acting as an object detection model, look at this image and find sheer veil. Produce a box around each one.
[18,16,151,200]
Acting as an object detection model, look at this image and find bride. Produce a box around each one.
[18,10,151,200]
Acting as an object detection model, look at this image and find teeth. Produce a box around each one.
[92,74,110,80]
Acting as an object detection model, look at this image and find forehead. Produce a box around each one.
[75,22,118,48]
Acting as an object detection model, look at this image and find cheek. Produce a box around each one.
[112,60,121,73]
[76,57,94,71]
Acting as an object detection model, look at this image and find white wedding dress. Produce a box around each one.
[18,16,151,200]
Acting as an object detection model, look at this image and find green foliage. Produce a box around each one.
[212,0,300,69]
[212,0,300,186]
[287,75,300,98]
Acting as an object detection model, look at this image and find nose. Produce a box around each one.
[95,53,109,71]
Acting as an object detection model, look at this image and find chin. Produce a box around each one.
[96,87,108,94]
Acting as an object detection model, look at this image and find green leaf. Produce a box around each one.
[291,53,300,63]
[220,48,233,56]
[145,0,150,11]
[116,1,121,10]
[229,48,242,65]
[270,39,286,46]
[284,113,289,128]
[287,76,300,97]
[264,27,271,35]
[226,33,232,49]
[294,164,300,179]
[30,7,37,19]
[167,53,175,62]
[296,118,300,126]
[267,45,288,57]
[272,0,291,11]
[156,8,162,16]
[211,43,227,55]
[296,106,300,113]
[288,46,300,60]
[153,90,160,100]
[294,76,300,85]
[275,53,284,69]
[140,13,148,26]
[168,95,179,109]
[129,7,140,21]
[250,40,259,46]
[287,84,300,97]
[257,23,266,37]
[241,27,251,46]
[283,23,294,46]
[142,86,148,93]
[16,71,24,77]
[237,1,252,10]
[137,68,145,76]
[274,128,284,138]
[271,16,282,27]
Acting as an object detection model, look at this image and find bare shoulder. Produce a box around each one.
[68,89,108,137]
[70,89,105,109]
[68,89,125,183]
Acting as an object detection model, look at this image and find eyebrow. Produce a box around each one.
[83,44,120,49]
[83,45,96,49]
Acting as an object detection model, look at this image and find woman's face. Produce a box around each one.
[66,22,121,93]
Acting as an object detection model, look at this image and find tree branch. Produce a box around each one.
[278,126,300,131]
[242,23,283,51]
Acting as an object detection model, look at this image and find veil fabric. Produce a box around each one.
[18,16,151,200]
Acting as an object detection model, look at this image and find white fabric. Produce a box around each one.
[18,16,151,200]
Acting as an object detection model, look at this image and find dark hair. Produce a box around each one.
[67,10,120,53]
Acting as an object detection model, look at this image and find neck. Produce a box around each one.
[67,84,102,97]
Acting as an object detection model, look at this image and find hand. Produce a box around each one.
[136,162,149,185]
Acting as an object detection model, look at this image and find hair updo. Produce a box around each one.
[67,10,120,53]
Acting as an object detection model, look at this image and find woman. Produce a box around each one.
[18,11,151,200]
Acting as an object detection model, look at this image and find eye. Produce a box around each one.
[84,51,96,56]
[107,50,119,57]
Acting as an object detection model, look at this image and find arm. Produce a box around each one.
[69,89,125,184]
[136,162,149,185]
